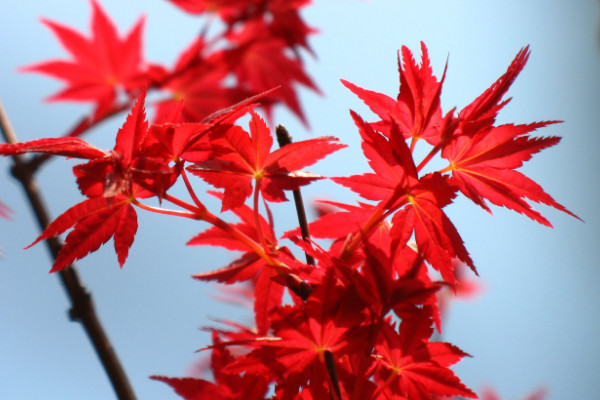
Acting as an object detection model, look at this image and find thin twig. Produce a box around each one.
[0,100,136,400]
[325,350,342,400]
[275,124,315,266]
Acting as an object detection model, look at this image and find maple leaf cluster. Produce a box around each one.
[21,0,317,125]
[0,1,579,399]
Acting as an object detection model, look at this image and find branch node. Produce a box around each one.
[10,161,31,182]
[69,289,92,322]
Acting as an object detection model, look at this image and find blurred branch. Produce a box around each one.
[0,99,136,400]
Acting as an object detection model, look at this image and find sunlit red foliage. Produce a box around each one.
[0,1,579,399]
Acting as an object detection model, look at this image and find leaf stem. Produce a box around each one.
[160,193,285,272]
[416,143,441,173]
[409,136,417,153]
[163,193,207,216]
[253,178,269,250]
[180,167,205,209]
[207,210,289,273]
[132,199,199,219]
[372,371,398,397]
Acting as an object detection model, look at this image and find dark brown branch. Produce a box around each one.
[0,100,136,400]
[324,350,342,400]
[285,273,315,301]
[275,124,315,266]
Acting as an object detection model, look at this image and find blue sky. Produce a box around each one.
[1,1,599,399]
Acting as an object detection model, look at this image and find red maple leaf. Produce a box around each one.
[169,0,315,49]
[188,110,345,211]
[360,243,441,319]
[221,20,320,124]
[189,191,285,334]
[151,333,269,400]
[20,0,147,117]
[267,1,317,52]
[149,87,285,165]
[0,137,107,160]
[341,41,446,147]
[151,376,226,400]
[332,111,418,204]
[27,196,137,272]
[226,271,369,398]
[147,120,213,164]
[153,37,249,123]
[387,172,476,283]
[72,91,180,200]
[441,121,579,226]
[431,45,580,226]
[285,200,387,248]
[333,113,474,283]
[373,314,476,399]
[0,92,176,271]
[458,46,530,135]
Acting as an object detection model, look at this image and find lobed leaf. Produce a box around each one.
[19,0,147,115]
[30,196,137,272]
[0,137,107,159]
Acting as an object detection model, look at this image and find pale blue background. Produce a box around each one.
[1,1,599,399]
